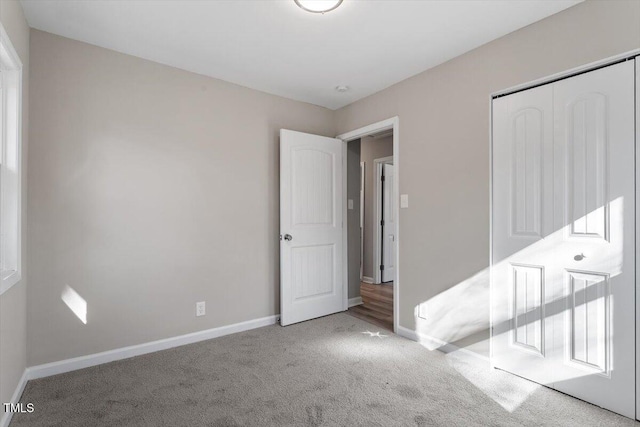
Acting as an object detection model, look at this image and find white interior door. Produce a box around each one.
[382,163,395,283]
[492,60,636,418]
[280,129,344,326]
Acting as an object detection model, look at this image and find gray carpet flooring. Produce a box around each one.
[11,313,639,426]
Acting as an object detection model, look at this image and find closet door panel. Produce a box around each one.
[492,84,555,386]
[551,60,635,418]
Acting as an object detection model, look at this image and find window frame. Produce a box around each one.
[0,23,23,295]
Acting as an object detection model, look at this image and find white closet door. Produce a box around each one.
[492,83,555,386]
[551,61,635,418]
[492,60,636,418]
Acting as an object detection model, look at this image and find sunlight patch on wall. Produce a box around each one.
[408,197,627,409]
[62,285,87,324]
[415,267,490,347]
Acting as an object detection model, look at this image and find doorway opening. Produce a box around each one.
[278,118,398,329]
[343,129,395,331]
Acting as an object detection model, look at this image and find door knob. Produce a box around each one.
[284,234,293,241]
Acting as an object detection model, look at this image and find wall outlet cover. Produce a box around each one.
[196,301,206,317]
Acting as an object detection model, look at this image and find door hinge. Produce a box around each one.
[381,175,385,182]
[380,265,384,271]
[380,220,384,226]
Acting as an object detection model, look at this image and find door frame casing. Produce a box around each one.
[635,55,639,422]
[337,117,400,333]
[489,48,640,419]
[360,161,365,281]
[374,156,394,284]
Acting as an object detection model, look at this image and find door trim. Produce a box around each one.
[374,156,394,284]
[635,56,639,421]
[337,117,400,333]
[360,161,365,281]
[491,48,640,99]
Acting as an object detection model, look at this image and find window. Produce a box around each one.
[0,24,23,295]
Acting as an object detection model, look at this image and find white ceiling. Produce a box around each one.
[21,0,582,110]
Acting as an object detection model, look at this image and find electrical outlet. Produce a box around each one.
[196,301,206,317]
[418,303,427,320]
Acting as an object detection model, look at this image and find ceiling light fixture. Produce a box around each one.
[335,85,350,93]
[294,0,343,14]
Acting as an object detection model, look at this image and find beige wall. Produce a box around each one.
[0,0,29,407]
[360,135,393,280]
[27,30,334,366]
[335,0,640,357]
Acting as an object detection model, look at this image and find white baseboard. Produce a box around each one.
[1,369,28,427]
[348,296,363,307]
[397,326,489,365]
[26,314,279,381]
[362,276,374,284]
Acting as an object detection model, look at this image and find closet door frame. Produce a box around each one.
[635,55,639,421]
[489,48,640,419]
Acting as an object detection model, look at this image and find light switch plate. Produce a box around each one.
[400,194,409,208]
[348,199,354,210]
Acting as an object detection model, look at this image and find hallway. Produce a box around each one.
[347,282,393,331]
